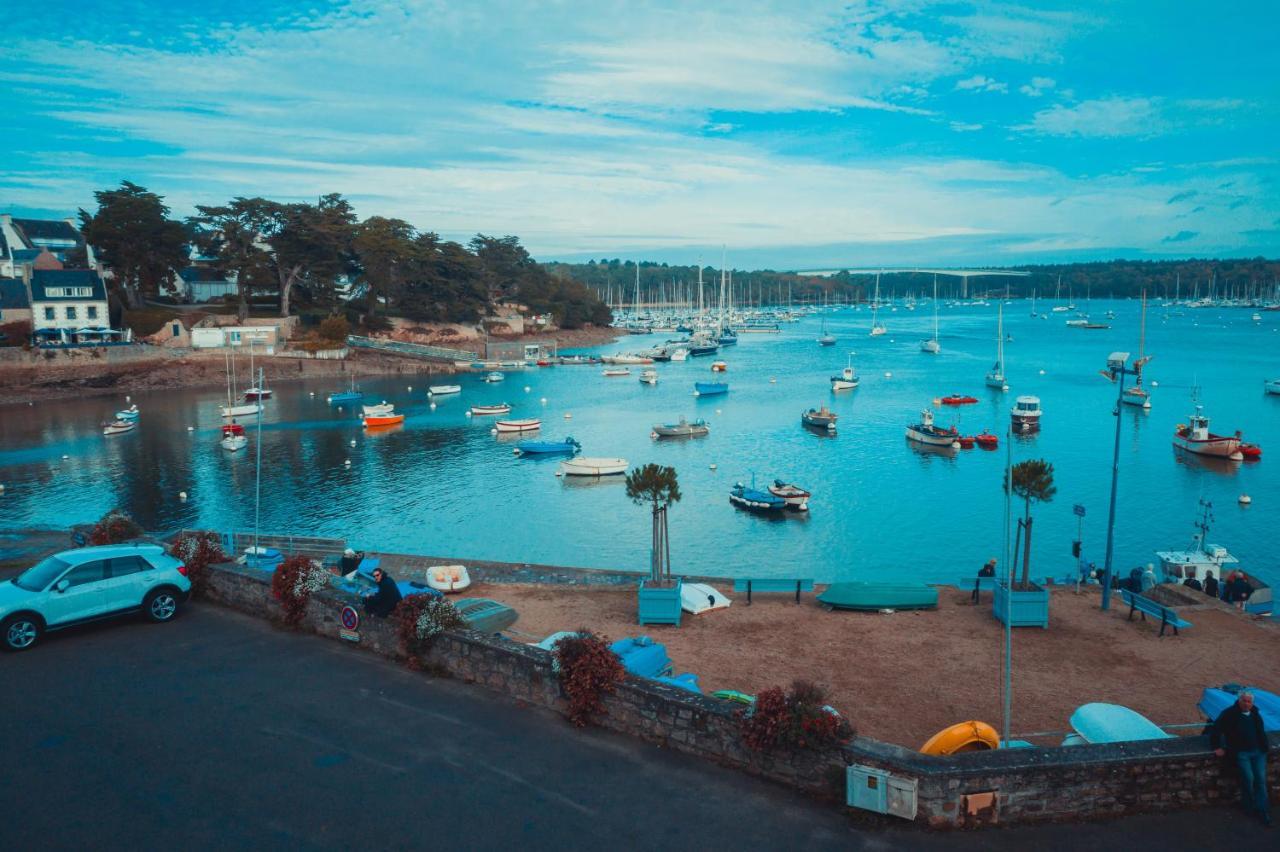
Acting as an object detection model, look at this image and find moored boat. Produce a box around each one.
[1156,499,1272,615]
[1121,292,1153,409]
[1173,406,1242,460]
[694,381,728,397]
[515,437,581,456]
[974,431,999,449]
[362,402,395,417]
[428,384,461,396]
[484,371,505,383]
[102,419,136,436]
[831,353,859,390]
[602,368,631,377]
[767,480,811,511]
[651,417,709,438]
[1265,378,1280,395]
[1239,442,1262,459]
[670,348,689,362]
[729,481,787,513]
[710,360,727,372]
[801,404,837,431]
[906,409,959,447]
[985,304,1006,389]
[219,422,247,451]
[639,368,658,384]
[363,412,405,428]
[470,403,512,416]
[494,418,541,433]
[560,457,628,476]
[115,404,140,420]
[939,394,978,406]
[1011,395,1042,433]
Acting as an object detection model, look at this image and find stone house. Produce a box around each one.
[0,276,32,325]
[25,267,120,344]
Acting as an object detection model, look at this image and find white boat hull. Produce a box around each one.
[1173,433,1241,459]
[495,419,541,433]
[428,385,461,395]
[920,340,940,354]
[906,426,958,447]
[221,403,262,418]
[220,435,248,451]
[831,379,858,391]
[470,405,511,416]
[560,457,628,476]
[985,373,1005,389]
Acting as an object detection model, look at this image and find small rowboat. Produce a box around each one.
[103,420,136,436]
[484,372,505,383]
[939,394,978,406]
[470,404,511,416]
[495,418,541,433]
[428,384,461,396]
[426,564,471,594]
[362,402,395,417]
[1239,442,1263,460]
[363,413,405,428]
[711,360,727,372]
[602,368,631,377]
[974,431,999,449]
[767,480,811,511]
[515,437,580,456]
[694,381,728,396]
[560,457,628,476]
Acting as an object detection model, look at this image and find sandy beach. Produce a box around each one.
[471,581,1280,749]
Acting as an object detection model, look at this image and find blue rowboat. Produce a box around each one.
[694,381,728,397]
[327,390,363,405]
[1199,685,1280,730]
[1069,703,1174,744]
[515,437,581,456]
[729,482,786,513]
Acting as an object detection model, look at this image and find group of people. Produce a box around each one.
[331,547,402,618]
[1183,569,1255,608]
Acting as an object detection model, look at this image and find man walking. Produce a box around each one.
[1212,690,1272,826]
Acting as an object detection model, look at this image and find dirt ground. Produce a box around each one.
[469,581,1280,749]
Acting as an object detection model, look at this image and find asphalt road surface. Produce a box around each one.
[4,603,1273,850]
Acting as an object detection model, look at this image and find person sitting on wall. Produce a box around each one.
[972,559,997,603]
[363,566,402,618]
[333,547,365,580]
[1203,570,1220,599]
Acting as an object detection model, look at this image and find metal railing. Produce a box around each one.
[345,335,476,363]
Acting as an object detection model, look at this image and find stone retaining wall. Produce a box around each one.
[201,561,1277,828]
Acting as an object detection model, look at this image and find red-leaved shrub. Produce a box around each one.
[89,510,143,545]
[271,555,329,628]
[553,630,625,727]
[171,532,226,597]
[739,680,853,752]
[392,594,464,669]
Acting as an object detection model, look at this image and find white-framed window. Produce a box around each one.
[66,306,77,320]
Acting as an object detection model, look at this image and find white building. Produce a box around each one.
[0,214,92,278]
[27,268,121,344]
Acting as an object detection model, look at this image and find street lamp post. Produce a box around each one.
[1100,352,1135,611]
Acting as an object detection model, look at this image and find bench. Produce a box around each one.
[1121,589,1193,637]
[957,575,998,603]
[732,578,814,604]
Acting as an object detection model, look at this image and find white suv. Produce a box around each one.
[0,543,191,651]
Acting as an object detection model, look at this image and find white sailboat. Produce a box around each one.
[869,273,887,336]
[221,348,263,418]
[985,304,1007,389]
[920,275,940,353]
[1121,291,1153,409]
[242,341,272,400]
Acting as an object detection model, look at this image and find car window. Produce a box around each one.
[109,555,148,577]
[62,560,109,588]
[12,555,72,591]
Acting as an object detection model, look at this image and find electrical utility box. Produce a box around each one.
[846,765,918,820]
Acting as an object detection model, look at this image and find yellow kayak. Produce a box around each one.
[919,720,1000,755]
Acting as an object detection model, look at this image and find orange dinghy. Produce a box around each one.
[363,413,405,428]
[920,720,1000,756]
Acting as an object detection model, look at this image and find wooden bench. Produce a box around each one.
[732,578,814,605]
[958,575,998,603]
[1121,589,1193,637]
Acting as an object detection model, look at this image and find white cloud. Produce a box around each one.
[949,121,983,132]
[1018,76,1056,97]
[955,74,1007,93]
[1014,96,1164,137]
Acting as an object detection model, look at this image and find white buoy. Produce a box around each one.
[709,463,717,470]
[555,470,563,477]
[951,441,961,449]
[1039,369,1046,375]
[1001,384,1009,392]
[650,431,659,439]
[465,411,472,417]
[490,428,498,435]
[769,377,777,384]
[884,371,892,378]
[540,397,547,404]
[0,484,6,493]
[1151,380,1159,387]
[344,459,351,466]
[1239,494,1252,505]
[187,426,194,432]
[62,454,69,460]
[350,439,357,446]
[429,402,436,410]
[564,413,572,419]
[179,491,187,500]
[408,386,412,392]
[126,395,131,402]
[513,448,520,455]
[524,386,531,392]
[309,391,315,397]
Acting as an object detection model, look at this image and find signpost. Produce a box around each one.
[339,605,361,642]
[1072,504,1086,583]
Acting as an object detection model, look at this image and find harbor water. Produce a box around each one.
[1,300,1277,587]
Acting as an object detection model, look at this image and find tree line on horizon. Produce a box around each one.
[74,181,611,329]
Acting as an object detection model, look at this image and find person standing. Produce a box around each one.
[1203,570,1220,600]
[1212,691,1272,826]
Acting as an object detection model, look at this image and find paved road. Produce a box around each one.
[4,604,1273,850]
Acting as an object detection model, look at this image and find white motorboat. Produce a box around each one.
[494,418,541,433]
[470,403,512,416]
[670,348,689,362]
[905,409,959,447]
[484,371,505,383]
[560,457,628,477]
[831,353,859,391]
[1173,405,1242,460]
[426,564,472,594]
[1011,395,1042,433]
[602,368,631,377]
[102,420,136,436]
[428,384,461,396]
[639,369,658,385]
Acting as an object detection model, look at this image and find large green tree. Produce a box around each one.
[79,181,189,309]
[352,216,417,315]
[188,200,276,319]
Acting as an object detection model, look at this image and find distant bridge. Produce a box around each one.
[797,267,1031,297]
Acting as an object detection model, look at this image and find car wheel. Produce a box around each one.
[144,589,180,623]
[2,614,42,651]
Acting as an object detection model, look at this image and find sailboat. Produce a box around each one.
[221,349,263,418]
[817,318,836,346]
[920,275,940,353]
[1121,292,1153,409]
[242,342,272,399]
[831,352,859,391]
[985,304,1007,389]
[869,273,887,336]
[1029,288,1037,318]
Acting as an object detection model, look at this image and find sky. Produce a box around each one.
[1,0,1277,269]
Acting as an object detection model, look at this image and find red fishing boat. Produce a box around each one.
[940,394,978,406]
[1173,403,1243,461]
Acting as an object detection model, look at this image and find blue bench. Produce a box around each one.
[1121,589,1193,637]
[958,575,998,603]
[732,578,815,605]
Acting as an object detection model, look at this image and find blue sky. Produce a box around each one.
[1,1,1277,268]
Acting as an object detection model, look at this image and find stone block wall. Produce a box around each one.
[200,561,1276,828]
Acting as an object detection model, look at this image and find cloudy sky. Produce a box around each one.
[2,0,1276,267]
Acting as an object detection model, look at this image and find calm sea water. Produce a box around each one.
[2,300,1277,587]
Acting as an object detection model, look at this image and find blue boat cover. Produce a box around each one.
[397,581,442,600]
[1199,686,1280,730]
[610,636,673,678]
[654,673,701,694]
